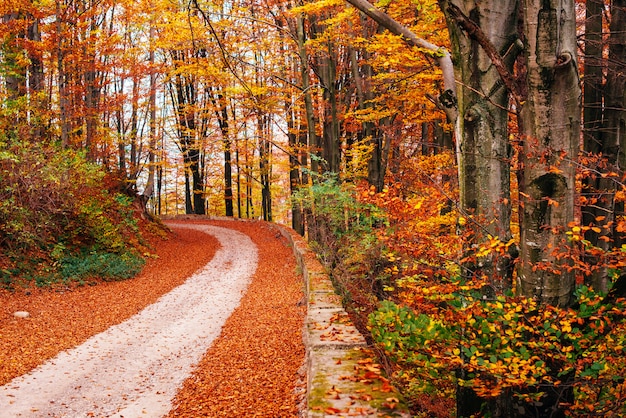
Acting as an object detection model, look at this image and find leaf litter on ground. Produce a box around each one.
[0,219,306,417]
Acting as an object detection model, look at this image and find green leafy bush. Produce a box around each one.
[368,281,626,417]
[60,251,146,282]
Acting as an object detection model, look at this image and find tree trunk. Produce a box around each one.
[439,0,519,289]
[581,0,611,293]
[27,16,45,138]
[214,94,233,217]
[518,0,580,307]
[2,12,27,102]
[286,81,305,234]
[142,22,158,210]
[189,147,205,215]
[296,14,318,177]
[56,0,70,148]
[437,4,519,415]
[318,40,342,174]
[349,42,386,191]
[171,63,205,215]
[258,113,272,221]
[606,0,626,250]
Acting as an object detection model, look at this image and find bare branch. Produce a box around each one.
[445,3,523,106]
[344,0,458,122]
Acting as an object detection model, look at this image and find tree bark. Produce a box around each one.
[581,0,611,293]
[312,21,342,174]
[296,14,318,177]
[2,12,27,102]
[258,113,272,221]
[213,93,233,217]
[517,0,580,308]
[439,0,519,290]
[56,0,70,148]
[606,0,626,252]
[171,63,205,215]
[141,21,158,210]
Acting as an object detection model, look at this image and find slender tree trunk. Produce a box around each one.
[236,145,242,218]
[56,0,70,148]
[128,76,140,188]
[287,89,305,234]
[2,12,26,102]
[314,31,342,174]
[349,43,385,191]
[189,147,205,215]
[142,21,158,210]
[296,14,319,177]
[171,63,205,215]
[582,0,604,155]
[83,1,103,162]
[606,0,626,250]
[218,95,233,217]
[224,136,234,216]
[27,16,45,138]
[27,18,44,95]
[581,0,611,292]
[258,113,272,221]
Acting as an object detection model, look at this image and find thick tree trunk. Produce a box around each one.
[440,0,519,289]
[437,4,520,415]
[517,0,580,308]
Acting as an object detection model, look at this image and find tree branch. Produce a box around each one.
[446,3,523,106]
[344,0,458,122]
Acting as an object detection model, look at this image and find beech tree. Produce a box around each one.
[343,0,581,414]
[438,1,519,289]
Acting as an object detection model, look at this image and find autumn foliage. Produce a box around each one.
[2,0,626,416]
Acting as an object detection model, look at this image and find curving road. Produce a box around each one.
[0,224,258,418]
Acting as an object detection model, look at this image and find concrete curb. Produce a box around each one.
[276,225,410,418]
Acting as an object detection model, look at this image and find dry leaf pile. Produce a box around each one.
[0,220,305,417]
[0,225,218,386]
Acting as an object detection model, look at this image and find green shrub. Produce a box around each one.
[60,251,146,282]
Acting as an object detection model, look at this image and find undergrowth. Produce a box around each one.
[0,138,156,288]
[301,169,626,418]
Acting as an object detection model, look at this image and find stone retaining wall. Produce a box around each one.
[277,225,409,418]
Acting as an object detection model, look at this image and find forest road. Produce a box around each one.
[0,223,258,418]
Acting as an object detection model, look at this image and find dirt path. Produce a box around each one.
[0,220,305,417]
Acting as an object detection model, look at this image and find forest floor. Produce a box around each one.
[0,219,305,417]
